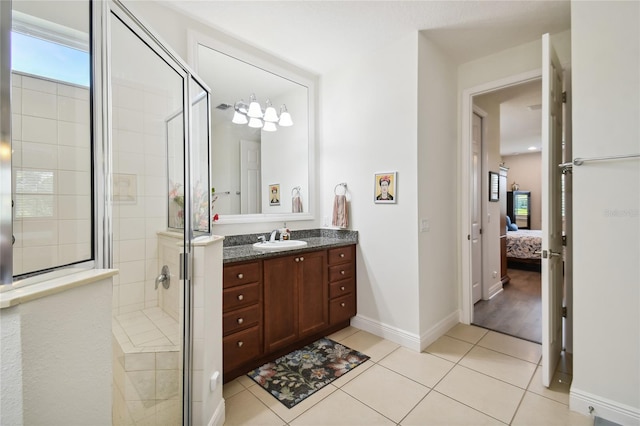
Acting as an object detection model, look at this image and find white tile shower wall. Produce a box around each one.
[112,78,171,315]
[11,73,91,276]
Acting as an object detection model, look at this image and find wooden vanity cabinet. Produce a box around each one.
[222,244,355,382]
[263,250,327,353]
[328,245,357,325]
[222,260,263,374]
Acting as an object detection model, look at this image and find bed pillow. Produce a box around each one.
[506,215,518,231]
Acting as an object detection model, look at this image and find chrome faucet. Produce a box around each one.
[269,229,279,242]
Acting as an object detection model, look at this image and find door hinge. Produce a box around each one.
[562,91,567,103]
[562,306,567,318]
[479,228,482,235]
[467,234,470,241]
[562,235,567,246]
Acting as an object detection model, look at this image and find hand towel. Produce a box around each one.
[292,194,303,213]
[332,194,348,228]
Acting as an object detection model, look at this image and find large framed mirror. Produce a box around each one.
[189,31,315,224]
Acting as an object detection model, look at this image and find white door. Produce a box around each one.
[240,139,261,214]
[541,33,565,387]
[471,113,483,303]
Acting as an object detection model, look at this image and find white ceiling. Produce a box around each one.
[164,0,570,74]
[163,0,570,154]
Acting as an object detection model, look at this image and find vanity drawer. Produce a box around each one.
[329,278,355,299]
[329,262,354,282]
[224,261,262,289]
[223,282,261,312]
[329,293,356,324]
[223,326,262,371]
[223,305,261,336]
[328,246,354,265]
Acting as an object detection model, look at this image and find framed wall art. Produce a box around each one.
[374,172,397,204]
[269,183,281,206]
[489,171,499,202]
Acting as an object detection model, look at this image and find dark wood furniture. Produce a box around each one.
[499,166,510,285]
[507,190,531,229]
[223,244,357,382]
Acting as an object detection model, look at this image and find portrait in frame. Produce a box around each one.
[269,184,281,206]
[374,172,397,204]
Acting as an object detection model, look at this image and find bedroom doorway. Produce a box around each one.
[469,78,544,344]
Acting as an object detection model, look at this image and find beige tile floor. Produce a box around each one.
[222,324,592,425]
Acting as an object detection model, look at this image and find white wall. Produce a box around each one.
[1,275,114,425]
[472,94,503,298]
[570,2,640,423]
[417,34,461,341]
[501,152,542,229]
[320,33,422,343]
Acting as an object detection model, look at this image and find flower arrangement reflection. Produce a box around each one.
[168,180,219,230]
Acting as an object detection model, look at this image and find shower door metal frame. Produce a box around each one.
[106,1,212,424]
[0,0,13,285]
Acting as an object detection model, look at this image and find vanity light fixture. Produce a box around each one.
[278,104,293,127]
[231,94,293,131]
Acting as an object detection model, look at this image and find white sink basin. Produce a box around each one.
[252,240,308,252]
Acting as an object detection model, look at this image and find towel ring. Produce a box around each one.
[291,186,301,196]
[334,182,347,196]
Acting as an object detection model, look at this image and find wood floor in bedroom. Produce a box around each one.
[473,268,542,344]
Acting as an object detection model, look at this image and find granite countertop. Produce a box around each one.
[223,229,358,264]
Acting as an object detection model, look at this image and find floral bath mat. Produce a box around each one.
[246,337,370,409]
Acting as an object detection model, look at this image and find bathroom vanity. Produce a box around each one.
[221,230,357,382]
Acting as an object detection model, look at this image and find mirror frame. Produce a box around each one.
[187,29,316,225]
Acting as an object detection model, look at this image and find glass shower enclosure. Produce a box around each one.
[109,2,210,425]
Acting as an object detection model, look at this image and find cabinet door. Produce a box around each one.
[298,250,328,338]
[263,255,299,353]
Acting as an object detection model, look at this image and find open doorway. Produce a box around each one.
[471,79,544,344]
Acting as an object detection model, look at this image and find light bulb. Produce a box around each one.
[263,121,277,132]
[232,111,248,124]
[278,105,293,127]
[263,99,279,122]
[248,117,263,128]
[247,93,263,118]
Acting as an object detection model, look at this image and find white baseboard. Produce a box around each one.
[419,310,461,351]
[570,387,640,426]
[350,314,421,351]
[487,281,503,299]
[350,310,460,353]
[207,399,225,426]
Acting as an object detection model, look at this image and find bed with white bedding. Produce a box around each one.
[506,229,542,268]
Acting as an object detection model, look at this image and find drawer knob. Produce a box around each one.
[237,294,244,301]
[237,273,243,279]
[237,341,244,347]
[300,257,304,262]
[340,302,346,307]
[340,253,345,258]
[237,318,244,324]
[295,258,300,262]
[340,270,345,275]
[340,286,345,291]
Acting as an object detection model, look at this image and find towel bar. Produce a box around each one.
[334,182,347,195]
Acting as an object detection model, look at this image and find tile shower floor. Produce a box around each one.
[222,324,592,425]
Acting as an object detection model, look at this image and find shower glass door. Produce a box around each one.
[109,3,210,424]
